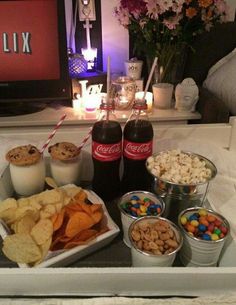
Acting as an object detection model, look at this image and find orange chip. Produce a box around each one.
[63,229,98,249]
[77,202,92,215]
[91,211,103,224]
[65,211,95,238]
[63,240,87,249]
[66,202,83,212]
[50,213,57,225]
[58,235,72,243]
[97,226,109,235]
[64,203,84,219]
[64,208,76,218]
[48,189,108,252]
[74,190,88,202]
[50,222,70,251]
[50,237,66,251]
[51,209,65,232]
[51,215,68,241]
[90,204,102,213]
[76,229,98,241]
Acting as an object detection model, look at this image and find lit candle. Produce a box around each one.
[84,93,101,112]
[135,91,153,112]
[81,48,97,70]
[72,98,81,113]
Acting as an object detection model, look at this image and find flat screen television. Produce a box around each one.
[0,0,72,116]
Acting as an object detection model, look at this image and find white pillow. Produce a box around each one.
[203,50,236,115]
[207,48,236,76]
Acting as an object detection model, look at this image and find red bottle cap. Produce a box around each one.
[100,100,115,111]
[133,99,147,110]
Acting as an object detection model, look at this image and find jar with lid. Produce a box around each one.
[110,76,136,110]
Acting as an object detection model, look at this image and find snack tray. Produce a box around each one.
[1,165,236,297]
[0,185,120,268]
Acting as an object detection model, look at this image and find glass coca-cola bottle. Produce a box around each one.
[122,99,154,193]
[91,99,122,201]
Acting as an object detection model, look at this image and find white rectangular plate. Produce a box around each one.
[0,188,120,268]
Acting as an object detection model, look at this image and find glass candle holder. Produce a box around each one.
[84,93,101,112]
[68,49,87,78]
[110,76,136,111]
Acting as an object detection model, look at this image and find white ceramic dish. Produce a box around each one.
[0,187,120,268]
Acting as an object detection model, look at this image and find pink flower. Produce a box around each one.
[163,15,181,30]
[214,0,228,14]
[120,0,147,15]
[113,6,130,27]
[114,0,229,56]
[145,0,160,19]
[172,0,185,13]
[158,0,174,13]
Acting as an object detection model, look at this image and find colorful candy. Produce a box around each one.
[180,209,228,241]
[121,195,162,218]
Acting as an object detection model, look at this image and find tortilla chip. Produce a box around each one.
[91,211,103,224]
[51,208,65,232]
[65,211,95,238]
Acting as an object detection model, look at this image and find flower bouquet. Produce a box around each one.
[114,0,229,83]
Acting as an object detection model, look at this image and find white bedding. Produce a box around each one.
[203,48,236,115]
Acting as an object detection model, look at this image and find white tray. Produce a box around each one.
[1,164,236,297]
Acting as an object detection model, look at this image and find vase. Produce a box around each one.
[124,59,143,80]
[152,83,174,109]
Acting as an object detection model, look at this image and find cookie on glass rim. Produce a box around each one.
[48,142,79,161]
[6,145,41,166]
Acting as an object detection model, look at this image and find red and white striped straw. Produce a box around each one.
[77,127,92,152]
[40,114,67,154]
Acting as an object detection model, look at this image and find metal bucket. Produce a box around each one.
[118,191,165,247]
[178,207,230,267]
[146,151,217,224]
[128,216,183,267]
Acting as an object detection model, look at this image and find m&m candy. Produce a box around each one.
[120,195,163,218]
[180,209,228,241]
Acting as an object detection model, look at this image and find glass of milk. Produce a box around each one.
[48,142,82,187]
[6,145,46,197]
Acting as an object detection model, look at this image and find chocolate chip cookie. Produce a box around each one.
[48,142,79,160]
[6,145,41,166]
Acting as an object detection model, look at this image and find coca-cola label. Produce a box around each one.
[92,141,122,161]
[123,140,153,160]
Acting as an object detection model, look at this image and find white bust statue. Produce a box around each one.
[175,78,199,112]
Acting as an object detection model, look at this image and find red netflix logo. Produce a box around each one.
[0,0,59,81]
[2,32,31,54]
